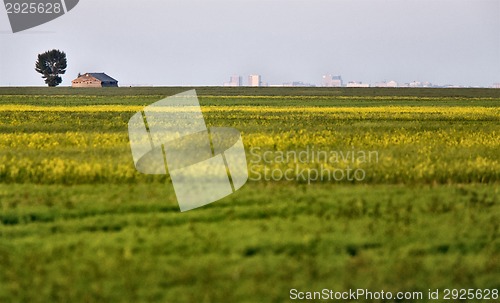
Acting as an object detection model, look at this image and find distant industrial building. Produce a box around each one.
[322,74,343,87]
[283,81,315,87]
[248,75,261,87]
[72,73,118,88]
[386,80,398,87]
[374,80,399,88]
[223,75,242,87]
[408,81,433,88]
[346,81,370,88]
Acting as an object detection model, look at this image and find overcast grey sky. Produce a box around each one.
[0,0,499,87]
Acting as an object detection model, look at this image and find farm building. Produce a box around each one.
[72,73,118,88]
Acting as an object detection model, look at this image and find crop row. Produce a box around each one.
[0,104,497,184]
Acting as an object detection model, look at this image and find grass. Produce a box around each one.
[0,86,499,98]
[1,183,498,302]
[0,87,499,302]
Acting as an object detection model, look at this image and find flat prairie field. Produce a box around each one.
[0,87,499,303]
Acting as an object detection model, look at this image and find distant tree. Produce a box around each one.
[35,49,67,87]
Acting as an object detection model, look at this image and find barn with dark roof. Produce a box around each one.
[72,73,118,88]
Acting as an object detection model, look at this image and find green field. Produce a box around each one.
[0,87,499,302]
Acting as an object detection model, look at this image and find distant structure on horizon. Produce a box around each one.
[248,75,261,87]
[322,74,343,87]
[374,80,399,88]
[223,75,242,87]
[346,81,370,88]
[387,80,398,87]
[283,81,315,87]
[72,73,118,88]
[492,83,500,89]
[222,73,490,88]
[406,81,433,88]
